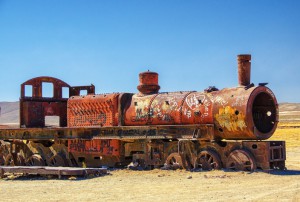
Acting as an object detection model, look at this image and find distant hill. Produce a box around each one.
[0,101,19,125]
[279,103,300,122]
[279,103,300,112]
[0,101,300,126]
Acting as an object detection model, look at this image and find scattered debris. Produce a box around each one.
[203,174,231,179]
[187,175,192,179]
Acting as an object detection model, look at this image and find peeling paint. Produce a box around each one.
[215,106,246,132]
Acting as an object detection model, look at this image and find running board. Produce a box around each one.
[0,166,107,179]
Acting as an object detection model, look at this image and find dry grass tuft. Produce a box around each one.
[271,122,300,148]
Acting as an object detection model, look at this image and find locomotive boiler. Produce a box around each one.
[0,54,285,171]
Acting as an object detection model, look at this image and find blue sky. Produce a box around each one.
[0,0,299,102]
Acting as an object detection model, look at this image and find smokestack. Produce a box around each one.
[137,71,160,94]
[237,54,251,86]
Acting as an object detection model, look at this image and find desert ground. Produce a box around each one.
[0,103,300,201]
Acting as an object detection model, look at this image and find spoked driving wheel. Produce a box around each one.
[194,150,221,171]
[4,154,15,166]
[4,153,25,166]
[49,154,67,167]
[25,154,45,166]
[165,153,183,170]
[226,149,256,172]
[0,141,10,165]
[0,154,5,165]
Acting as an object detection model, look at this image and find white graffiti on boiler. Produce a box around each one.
[186,94,205,110]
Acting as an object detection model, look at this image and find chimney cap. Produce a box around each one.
[137,71,160,94]
[237,54,251,61]
[139,71,158,75]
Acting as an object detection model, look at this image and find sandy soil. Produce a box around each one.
[0,150,299,202]
[0,127,300,202]
[0,164,300,201]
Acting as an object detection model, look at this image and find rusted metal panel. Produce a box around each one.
[21,101,44,127]
[149,92,187,125]
[67,94,120,127]
[210,86,278,140]
[20,76,95,128]
[68,139,121,156]
[124,93,157,125]
[20,76,70,99]
[20,99,68,128]
[124,91,213,126]
[67,140,122,167]
[68,139,122,167]
[124,86,277,140]
[69,85,95,96]
[124,140,146,157]
[0,124,214,140]
[181,92,213,124]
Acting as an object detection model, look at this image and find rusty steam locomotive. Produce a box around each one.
[0,55,285,171]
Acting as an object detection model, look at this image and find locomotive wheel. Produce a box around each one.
[27,142,52,166]
[4,153,25,166]
[226,150,256,172]
[0,141,10,165]
[25,154,45,166]
[0,154,5,165]
[165,153,183,170]
[18,154,26,166]
[49,154,67,167]
[4,154,15,166]
[194,150,221,171]
[164,142,178,157]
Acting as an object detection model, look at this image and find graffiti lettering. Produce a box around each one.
[69,140,115,155]
[157,114,174,122]
[186,94,205,110]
